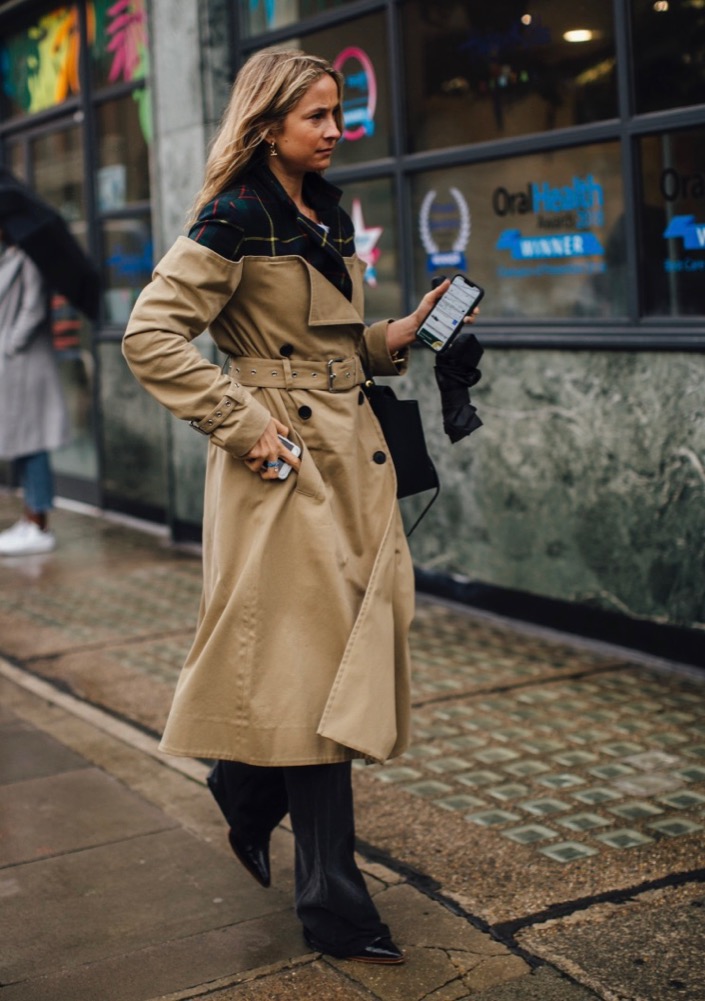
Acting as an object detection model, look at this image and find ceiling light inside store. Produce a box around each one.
[521,14,532,24]
[563,29,595,42]
[653,1,669,10]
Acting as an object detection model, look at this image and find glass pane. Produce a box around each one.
[632,0,705,114]
[411,141,626,319]
[403,0,617,153]
[102,215,154,325]
[95,95,151,210]
[0,6,82,119]
[30,125,98,482]
[287,12,391,166]
[340,177,402,323]
[241,0,358,38]
[8,141,26,180]
[639,127,705,317]
[90,0,149,88]
[32,128,87,226]
[99,341,167,514]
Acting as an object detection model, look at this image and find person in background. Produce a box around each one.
[0,233,70,556]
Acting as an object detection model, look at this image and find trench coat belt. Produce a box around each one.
[226,354,366,392]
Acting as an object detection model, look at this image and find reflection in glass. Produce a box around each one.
[96,96,151,210]
[639,128,705,317]
[291,13,390,167]
[99,341,167,517]
[411,142,626,319]
[403,0,617,152]
[31,127,98,482]
[8,143,26,180]
[102,216,153,325]
[632,0,705,114]
[341,177,401,322]
[32,128,87,227]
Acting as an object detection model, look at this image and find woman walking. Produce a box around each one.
[0,237,70,556]
[123,48,466,964]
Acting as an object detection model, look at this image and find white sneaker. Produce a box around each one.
[0,520,56,556]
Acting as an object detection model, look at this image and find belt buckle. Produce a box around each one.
[327,357,345,391]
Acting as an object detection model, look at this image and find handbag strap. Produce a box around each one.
[404,482,440,538]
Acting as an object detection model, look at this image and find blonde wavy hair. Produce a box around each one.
[189,49,344,224]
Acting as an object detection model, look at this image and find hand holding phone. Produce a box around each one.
[416,274,484,353]
[274,434,301,479]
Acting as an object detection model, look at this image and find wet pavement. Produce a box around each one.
[1,490,705,1000]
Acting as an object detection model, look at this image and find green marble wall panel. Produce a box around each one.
[99,342,167,510]
[402,349,705,630]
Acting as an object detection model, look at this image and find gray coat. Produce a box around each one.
[0,245,70,459]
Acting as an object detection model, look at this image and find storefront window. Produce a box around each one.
[32,127,87,226]
[403,0,617,153]
[101,215,153,325]
[411,141,626,319]
[240,0,357,38]
[340,176,401,323]
[632,0,705,114]
[9,143,25,179]
[1,6,82,119]
[31,125,98,483]
[639,127,705,317]
[95,95,150,209]
[90,0,149,89]
[287,13,391,166]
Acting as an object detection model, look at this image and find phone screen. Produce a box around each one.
[416,276,483,352]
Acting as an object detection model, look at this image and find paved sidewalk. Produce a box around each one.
[2,490,705,1000]
[1,664,541,1001]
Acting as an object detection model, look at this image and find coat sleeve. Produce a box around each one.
[6,254,49,356]
[123,236,271,457]
[359,319,410,378]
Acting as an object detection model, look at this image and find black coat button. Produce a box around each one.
[358,390,365,405]
[298,405,312,420]
[373,451,387,464]
[279,343,294,357]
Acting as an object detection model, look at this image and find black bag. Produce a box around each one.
[364,381,440,534]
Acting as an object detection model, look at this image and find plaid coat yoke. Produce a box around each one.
[188,164,356,301]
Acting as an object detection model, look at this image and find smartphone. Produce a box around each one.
[416,274,484,353]
[275,434,301,480]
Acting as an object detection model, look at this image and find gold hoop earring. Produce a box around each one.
[269,141,278,157]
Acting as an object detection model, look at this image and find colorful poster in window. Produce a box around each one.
[91,0,151,143]
[92,0,148,84]
[0,6,84,117]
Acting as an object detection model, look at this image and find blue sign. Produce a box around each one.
[496,229,604,260]
[663,215,705,250]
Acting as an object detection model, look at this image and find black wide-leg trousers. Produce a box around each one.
[207,759,389,956]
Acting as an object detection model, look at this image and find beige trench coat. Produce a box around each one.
[123,237,415,765]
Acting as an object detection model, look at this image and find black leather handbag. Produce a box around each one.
[364,380,440,534]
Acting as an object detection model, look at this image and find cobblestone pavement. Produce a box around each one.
[2,492,705,999]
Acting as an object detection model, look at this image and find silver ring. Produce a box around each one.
[264,461,279,468]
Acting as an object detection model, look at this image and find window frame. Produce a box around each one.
[233,0,705,348]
